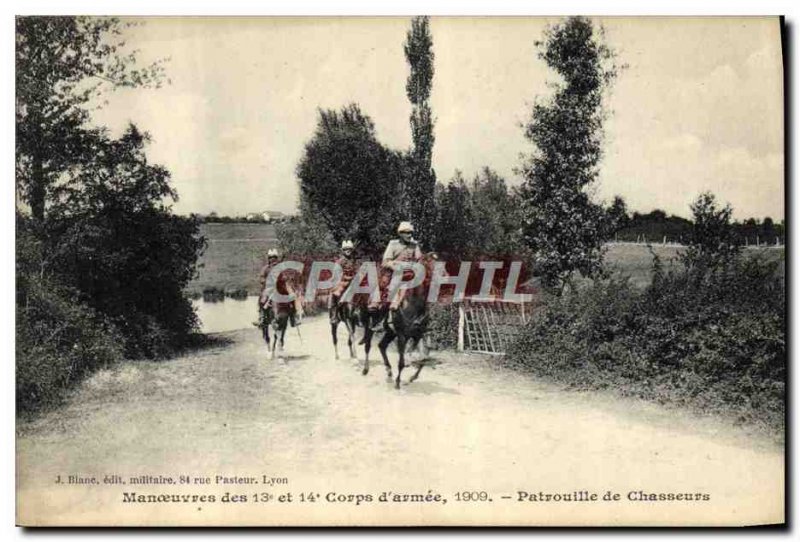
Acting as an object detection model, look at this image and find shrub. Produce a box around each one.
[506,256,785,432]
[17,275,123,413]
[275,200,338,257]
[43,209,203,359]
[427,303,460,350]
[226,287,249,300]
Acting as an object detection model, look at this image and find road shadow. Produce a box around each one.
[277,354,311,362]
[400,380,460,396]
[181,332,235,354]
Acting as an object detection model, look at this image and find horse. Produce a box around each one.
[358,303,388,375]
[258,268,304,360]
[330,295,360,360]
[363,253,436,388]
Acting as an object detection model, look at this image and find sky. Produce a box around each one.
[91,16,785,220]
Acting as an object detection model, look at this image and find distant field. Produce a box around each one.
[188,223,279,296]
[187,223,785,295]
[604,242,785,287]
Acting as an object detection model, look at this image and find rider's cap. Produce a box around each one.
[341,240,354,249]
[267,248,279,258]
[397,221,414,233]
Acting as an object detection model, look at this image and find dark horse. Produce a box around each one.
[258,271,304,360]
[330,296,360,360]
[362,254,436,389]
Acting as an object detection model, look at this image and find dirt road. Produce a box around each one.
[17,316,784,526]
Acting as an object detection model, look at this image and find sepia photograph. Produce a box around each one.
[14,14,786,527]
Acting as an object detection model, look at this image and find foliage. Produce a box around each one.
[16,17,202,412]
[431,167,529,260]
[433,171,476,257]
[469,167,528,257]
[680,192,741,270]
[606,195,629,231]
[16,16,165,221]
[403,16,437,247]
[16,220,124,413]
[518,17,620,291]
[615,209,693,243]
[275,196,338,257]
[296,104,405,256]
[506,254,785,433]
[427,304,460,350]
[20,124,204,359]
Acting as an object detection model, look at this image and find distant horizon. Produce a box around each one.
[183,205,785,223]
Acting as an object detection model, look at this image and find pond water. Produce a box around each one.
[192,296,260,334]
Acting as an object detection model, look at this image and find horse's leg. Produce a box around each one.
[378,328,396,382]
[270,326,278,360]
[395,335,408,389]
[278,317,287,352]
[408,337,425,383]
[331,321,340,360]
[362,327,372,375]
[346,316,357,359]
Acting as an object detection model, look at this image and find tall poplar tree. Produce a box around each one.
[403,16,437,247]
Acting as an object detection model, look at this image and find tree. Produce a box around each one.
[469,167,526,256]
[761,217,776,245]
[403,16,437,248]
[518,17,620,291]
[296,104,404,256]
[607,195,629,231]
[275,194,338,257]
[433,171,476,257]
[16,16,165,221]
[681,192,740,270]
[41,124,205,358]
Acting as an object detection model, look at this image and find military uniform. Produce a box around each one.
[375,238,423,309]
[328,253,358,323]
[382,238,423,267]
[331,254,358,298]
[257,260,302,328]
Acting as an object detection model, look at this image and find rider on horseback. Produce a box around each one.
[328,239,358,322]
[381,221,423,314]
[256,248,281,328]
[257,248,303,329]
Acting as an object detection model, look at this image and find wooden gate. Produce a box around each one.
[458,298,530,355]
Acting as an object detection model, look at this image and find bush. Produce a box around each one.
[42,209,203,359]
[506,256,785,432]
[275,211,337,258]
[427,303,460,350]
[17,275,123,413]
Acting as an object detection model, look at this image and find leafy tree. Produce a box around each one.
[433,171,476,257]
[761,217,776,244]
[42,125,205,358]
[403,16,437,248]
[469,167,526,256]
[518,17,620,291]
[296,104,404,256]
[681,192,740,270]
[16,18,203,359]
[16,16,165,221]
[606,195,629,233]
[276,194,338,257]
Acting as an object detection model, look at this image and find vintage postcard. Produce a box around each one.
[15,16,785,526]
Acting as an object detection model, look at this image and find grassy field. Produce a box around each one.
[187,223,784,296]
[187,223,279,296]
